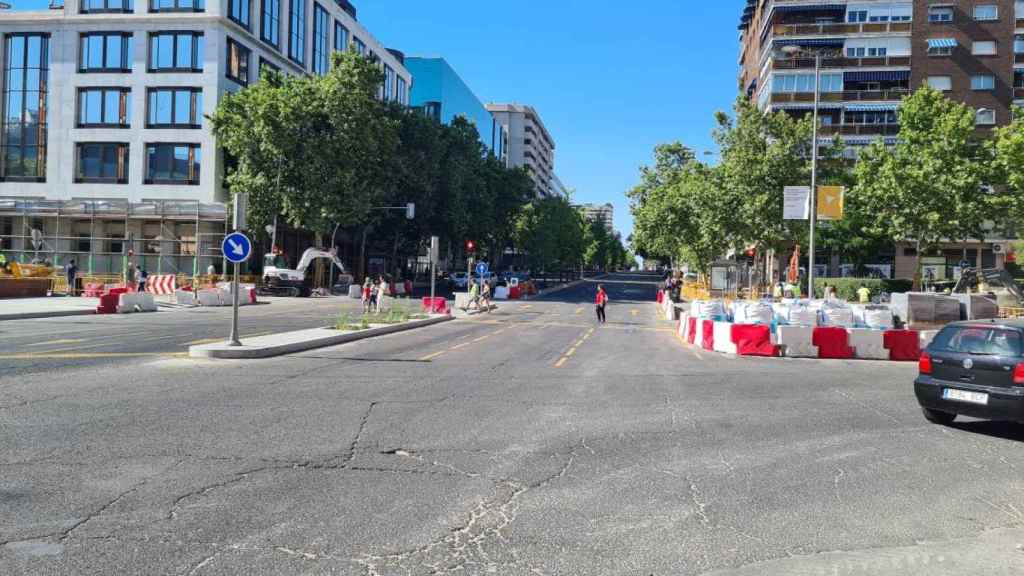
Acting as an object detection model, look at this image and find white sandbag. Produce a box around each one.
[713,321,738,354]
[820,302,855,328]
[848,328,887,360]
[175,290,197,306]
[733,301,773,325]
[851,304,894,330]
[136,292,157,312]
[787,305,818,326]
[772,303,791,325]
[777,325,817,358]
[116,293,139,313]
[690,299,726,319]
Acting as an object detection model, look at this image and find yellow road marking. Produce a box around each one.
[565,346,577,357]
[631,309,638,317]
[575,307,584,315]
[0,352,188,360]
[473,335,490,343]
[26,339,85,347]
[185,337,223,346]
[419,350,447,361]
[450,342,471,350]
[554,357,568,368]
[519,304,533,310]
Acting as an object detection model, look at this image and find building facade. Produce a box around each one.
[486,103,555,197]
[575,202,614,233]
[404,56,504,158]
[0,0,410,275]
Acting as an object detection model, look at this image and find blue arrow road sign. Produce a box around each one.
[476,262,489,277]
[222,232,252,264]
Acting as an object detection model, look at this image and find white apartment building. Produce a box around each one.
[0,0,410,275]
[575,202,613,234]
[486,102,555,197]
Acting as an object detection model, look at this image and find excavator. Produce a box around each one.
[259,247,353,297]
[951,267,1024,308]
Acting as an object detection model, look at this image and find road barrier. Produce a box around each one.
[146,274,176,295]
[848,328,887,360]
[712,321,738,354]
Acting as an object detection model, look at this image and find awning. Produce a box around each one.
[845,104,898,112]
[773,38,846,49]
[927,38,958,49]
[774,3,846,13]
[771,102,844,110]
[844,70,911,82]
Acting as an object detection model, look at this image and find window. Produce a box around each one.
[383,64,394,100]
[847,10,867,22]
[2,34,49,181]
[771,73,842,93]
[932,326,1021,355]
[353,37,366,56]
[77,88,130,127]
[226,38,250,85]
[928,43,953,56]
[974,5,998,20]
[228,0,251,29]
[397,76,406,105]
[973,40,997,55]
[847,47,865,57]
[146,88,201,128]
[971,75,995,90]
[929,7,953,22]
[312,3,330,75]
[145,143,200,184]
[148,32,203,72]
[927,75,952,91]
[81,0,132,13]
[868,14,889,22]
[976,108,996,125]
[288,0,305,65]
[259,56,279,78]
[149,0,204,12]
[74,142,129,184]
[334,20,348,52]
[79,32,132,72]
[844,110,897,125]
[261,0,280,47]
[867,47,887,57]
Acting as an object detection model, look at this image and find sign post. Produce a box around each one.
[223,194,251,347]
[429,236,439,312]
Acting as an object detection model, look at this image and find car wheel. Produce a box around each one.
[921,406,957,425]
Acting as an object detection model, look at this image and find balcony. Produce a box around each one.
[1015,53,1024,64]
[770,89,910,104]
[773,55,911,70]
[773,21,911,37]
[818,124,900,136]
[1015,87,1024,99]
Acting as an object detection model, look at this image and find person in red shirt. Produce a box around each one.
[595,285,608,324]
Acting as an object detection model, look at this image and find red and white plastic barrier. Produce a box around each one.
[812,327,855,359]
[848,328,887,360]
[712,321,738,354]
[777,325,817,358]
[145,274,176,295]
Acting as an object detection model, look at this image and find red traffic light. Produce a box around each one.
[466,240,476,252]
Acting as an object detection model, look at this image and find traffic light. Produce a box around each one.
[466,240,476,253]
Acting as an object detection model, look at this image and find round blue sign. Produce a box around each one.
[475,262,489,277]
[222,232,252,263]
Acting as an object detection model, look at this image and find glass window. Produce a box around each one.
[2,34,49,181]
[976,108,996,125]
[74,142,129,184]
[145,143,200,184]
[81,0,133,13]
[973,40,997,55]
[971,75,996,90]
[929,7,953,22]
[353,37,365,56]
[148,32,203,72]
[261,0,280,47]
[312,3,330,75]
[928,44,953,56]
[149,0,204,11]
[1015,34,1024,54]
[77,88,130,127]
[383,64,394,100]
[931,326,1021,355]
[927,76,952,91]
[226,38,250,85]
[847,10,867,22]
[974,5,998,20]
[79,32,132,72]
[146,88,201,128]
[229,0,250,29]
[334,20,348,52]
[288,0,306,65]
[397,76,406,105]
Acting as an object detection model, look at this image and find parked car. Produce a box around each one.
[915,319,1024,425]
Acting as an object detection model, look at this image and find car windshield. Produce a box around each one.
[930,326,1023,356]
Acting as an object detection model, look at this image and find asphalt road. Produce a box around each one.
[2,272,1024,575]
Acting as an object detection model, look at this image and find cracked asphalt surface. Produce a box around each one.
[2,272,1024,575]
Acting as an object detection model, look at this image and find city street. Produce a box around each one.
[2,273,1024,575]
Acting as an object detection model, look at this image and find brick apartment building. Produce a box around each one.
[737,0,1019,279]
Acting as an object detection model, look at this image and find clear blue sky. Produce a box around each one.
[11,0,742,242]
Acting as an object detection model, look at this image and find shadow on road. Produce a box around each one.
[947,419,1024,442]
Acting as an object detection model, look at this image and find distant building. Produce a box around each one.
[405,56,505,157]
[550,174,570,199]
[486,103,555,197]
[576,203,614,234]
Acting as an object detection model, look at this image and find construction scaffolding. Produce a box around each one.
[0,197,228,280]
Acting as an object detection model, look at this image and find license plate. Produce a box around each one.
[943,388,989,405]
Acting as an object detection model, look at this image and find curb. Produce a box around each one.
[0,309,96,321]
[188,314,454,359]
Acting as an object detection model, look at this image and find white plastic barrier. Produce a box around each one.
[919,330,940,351]
[494,286,509,300]
[117,293,139,314]
[678,312,690,338]
[349,285,362,299]
[848,328,887,360]
[694,319,707,349]
[136,292,157,312]
[175,290,198,306]
[197,289,223,307]
[713,321,738,354]
[454,292,471,309]
[776,325,818,358]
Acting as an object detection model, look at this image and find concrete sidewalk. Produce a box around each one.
[0,296,100,321]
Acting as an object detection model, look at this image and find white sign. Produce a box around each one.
[783,186,810,220]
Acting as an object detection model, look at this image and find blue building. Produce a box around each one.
[405,57,505,158]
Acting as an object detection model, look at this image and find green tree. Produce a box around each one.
[513,196,585,273]
[852,86,1000,286]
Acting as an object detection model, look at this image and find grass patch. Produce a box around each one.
[335,303,425,330]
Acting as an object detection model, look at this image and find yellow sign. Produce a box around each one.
[817,186,844,220]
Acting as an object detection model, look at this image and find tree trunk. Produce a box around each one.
[913,239,923,292]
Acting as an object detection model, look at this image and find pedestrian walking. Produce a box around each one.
[362,277,373,314]
[595,284,608,324]
[468,279,481,311]
[480,279,492,313]
[375,275,388,314]
[134,265,146,292]
[66,259,78,296]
